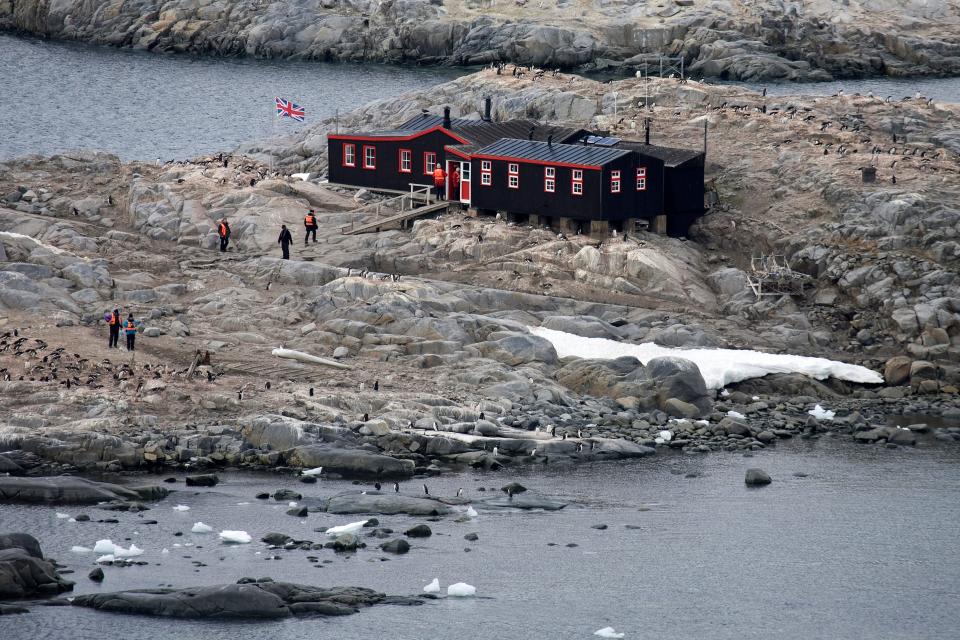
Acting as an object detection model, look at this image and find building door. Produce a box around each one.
[459,160,471,205]
[446,160,457,201]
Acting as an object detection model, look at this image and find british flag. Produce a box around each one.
[275,97,305,122]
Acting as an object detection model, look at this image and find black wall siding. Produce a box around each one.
[328,130,460,192]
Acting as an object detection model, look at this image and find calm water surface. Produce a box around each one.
[0,34,463,161]
[1,439,959,640]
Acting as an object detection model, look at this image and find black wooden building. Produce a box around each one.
[327,106,705,236]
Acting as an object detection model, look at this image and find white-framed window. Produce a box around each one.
[571,168,583,196]
[636,166,647,191]
[508,162,519,189]
[611,170,621,193]
[424,152,437,174]
[363,145,376,169]
[343,143,356,167]
[544,166,555,193]
[480,160,491,186]
[399,149,411,173]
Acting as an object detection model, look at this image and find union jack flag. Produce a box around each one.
[275,97,305,122]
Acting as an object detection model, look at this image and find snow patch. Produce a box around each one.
[529,326,883,390]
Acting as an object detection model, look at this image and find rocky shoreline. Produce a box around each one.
[2,0,960,81]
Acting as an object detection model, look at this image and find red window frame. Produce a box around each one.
[571,169,583,196]
[398,148,412,173]
[636,166,647,191]
[611,170,621,194]
[342,143,356,167]
[362,145,376,170]
[424,152,437,175]
[508,163,519,189]
[544,166,555,193]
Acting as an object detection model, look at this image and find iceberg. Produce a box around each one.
[529,326,883,390]
[325,520,368,536]
[808,404,836,420]
[465,506,479,518]
[447,582,476,597]
[93,539,116,554]
[114,544,143,558]
[71,545,91,554]
[423,578,440,594]
[172,504,190,511]
[594,628,625,638]
[191,522,214,534]
[96,554,115,563]
[219,530,252,544]
[56,512,70,519]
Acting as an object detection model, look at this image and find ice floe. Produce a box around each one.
[191,522,214,534]
[594,627,625,638]
[446,583,476,597]
[808,404,836,420]
[423,578,440,594]
[324,520,368,536]
[172,505,190,511]
[219,530,252,544]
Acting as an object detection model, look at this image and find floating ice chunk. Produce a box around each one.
[191,522,213,534]
[172,505,190,511]
[219,530,252,544]
[161,548,170,554]
[423,578,440,594]
[93,539,116,554]
[288,501,298,507]
[96,554,115,563]
[808,404,835,421]
[301,466,323,477]
[325,520,368,536]
[236,502,250,506]
[529,326,884,389]
[114,544,143,558]
[727,410,747,420]
[173,543,182,548]
[446,582,476,597]
[68,518,77,523]
[752,396,760,401]
[465,506,478,518]
[71,546,92,554]
[594,627,625,638]
[56,512,70,519]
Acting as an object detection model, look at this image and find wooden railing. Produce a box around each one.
[340,183,434,233]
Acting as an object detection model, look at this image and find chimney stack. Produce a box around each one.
[484,96,492,122]
[443,106,451,129]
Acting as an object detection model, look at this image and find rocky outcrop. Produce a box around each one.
[325,492,452,516]
[2,1,959,80]
[0,533,74,599]
[286,446,415,478]
[0,476,167,505]
[69,580,419,618]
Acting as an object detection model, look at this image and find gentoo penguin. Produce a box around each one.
[394,482,400,493]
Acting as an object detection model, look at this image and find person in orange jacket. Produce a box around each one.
[304,209,318,245]
[432,165,446,201]
[107,308,121,349]
[450,166,461,202]
[217,218,231,252]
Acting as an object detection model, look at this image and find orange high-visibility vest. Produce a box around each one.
[433,167,446,186]
[218,222,228,237]
[126,319,136,331]
[305,214,316,226]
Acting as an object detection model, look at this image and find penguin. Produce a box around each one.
[374,482,381,491]
[373,380,379,392]
[394,482,400,493]
[363,412,369,422]
[479,411,485,421]
[422,484,429,496]
[309,387,314,396]
[577,428,582,438]
[456,488,463,497]
[265,381,271,390]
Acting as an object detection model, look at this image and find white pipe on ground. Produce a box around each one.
[271,348,352,370]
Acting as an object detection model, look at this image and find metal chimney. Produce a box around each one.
[484,97,492,122]
[443,107,451,129]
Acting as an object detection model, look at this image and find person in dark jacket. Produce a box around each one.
[217,219,231,252]
[124,314,139,351]
[304,210,318,245]
[108,308,121,348]
[278,224,293,259]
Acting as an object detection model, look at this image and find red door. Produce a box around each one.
[459,161,471,204]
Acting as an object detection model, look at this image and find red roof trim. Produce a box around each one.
[444,146,472,159]
[471,153,603,170]
[329,125,470,145]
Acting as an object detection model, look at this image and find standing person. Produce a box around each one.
[450,166,461,203]
[217,218,231,252]
[124,314,138,351]
[278,224,293,260]
[304,209,318,245]
[108,308,121,349]
[432,164,446,201]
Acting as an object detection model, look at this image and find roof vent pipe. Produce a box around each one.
[484,97,492,122]
[528,126,536,140]
[547,134,554,147]
[443,107,451,129]
[645,119,650,145]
